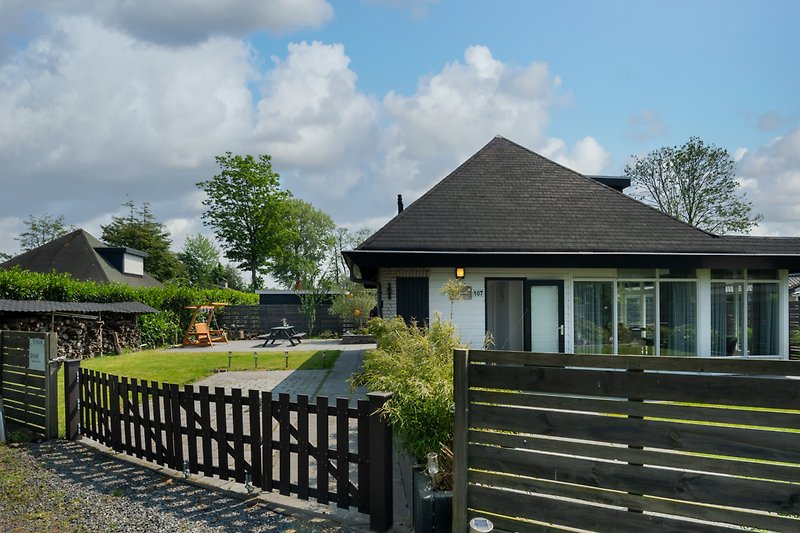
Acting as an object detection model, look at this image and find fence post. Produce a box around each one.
[452,349,469,532]
[44,332,59,439]
[64,359,82,440]
[367,391,393,532]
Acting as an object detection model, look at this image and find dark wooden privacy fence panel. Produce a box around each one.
[453,349,800,532]
[791,300,799,359]
[0,331,58,438]
[217,305,343,338]
[75,369,393,531]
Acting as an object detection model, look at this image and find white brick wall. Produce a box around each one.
[377,267,430,318]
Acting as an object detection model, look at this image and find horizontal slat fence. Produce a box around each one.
[791,300,799,360]
[0,331,58,438]
[453,349,800,532]
[75,368,393,531]
[217,305,344,338]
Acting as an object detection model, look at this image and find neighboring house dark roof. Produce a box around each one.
[789,275,800,291]
[345,136,800,276]
[0,299,157,314]
[0,229,162,288]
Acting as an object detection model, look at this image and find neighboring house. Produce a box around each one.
[0,229,162,287]
[344,135,800,359]
[790,275,800,301]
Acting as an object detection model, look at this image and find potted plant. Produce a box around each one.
[351,314,461,532]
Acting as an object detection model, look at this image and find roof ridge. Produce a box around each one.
[494,136,721,239]
[358,136,502,249]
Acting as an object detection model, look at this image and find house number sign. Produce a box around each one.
[28,338,46,372]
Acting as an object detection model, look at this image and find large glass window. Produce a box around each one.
[748,283,779,355]
[574,269,780,357]
[660,282,697,356]
[711,271,780,357]
[617,282,655,355]
[573,282,613,354]
[711,283,745,356]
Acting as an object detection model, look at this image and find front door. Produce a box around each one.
[396,277,429,326]
[525,280,565,353]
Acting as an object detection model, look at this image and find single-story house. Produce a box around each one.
[1,229,162,287]
[344,135,800,358]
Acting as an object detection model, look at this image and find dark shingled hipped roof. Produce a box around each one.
[0,299,157,314]
[359,136,800,254]
[1,229,162,288]
[345,136,800,277]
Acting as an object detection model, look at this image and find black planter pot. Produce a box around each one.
[340,333,375,344]
[411,466,452,533]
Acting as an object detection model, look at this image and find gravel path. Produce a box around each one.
[1,440,354,532]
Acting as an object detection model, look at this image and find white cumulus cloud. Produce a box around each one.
[0,0,334,45]
[737,127,800,236]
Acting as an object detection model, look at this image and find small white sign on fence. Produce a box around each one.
[28,337,46,372]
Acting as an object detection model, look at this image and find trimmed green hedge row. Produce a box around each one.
[0,267,258,348]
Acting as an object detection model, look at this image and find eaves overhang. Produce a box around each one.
[343,249,800,282]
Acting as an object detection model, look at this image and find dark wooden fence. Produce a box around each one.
[218,305,343,338]
[65,364,392,531]
[791,300,799,359]
[453,349,800,532]
[0,331,58,438]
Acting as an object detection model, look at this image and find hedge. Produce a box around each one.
[0,267,258,348]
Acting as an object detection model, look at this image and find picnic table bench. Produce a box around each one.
[258,325,306,347]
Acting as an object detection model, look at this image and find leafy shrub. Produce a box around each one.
[353,315,462,487]
[329,285,376,329]
[139,310,184,348]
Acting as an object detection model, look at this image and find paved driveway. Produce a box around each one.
[192,341,369,403]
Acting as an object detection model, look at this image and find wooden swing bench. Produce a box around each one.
[182,303,228,347]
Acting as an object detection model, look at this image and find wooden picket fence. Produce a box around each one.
[453,349,800,532]
[64,363,393,531]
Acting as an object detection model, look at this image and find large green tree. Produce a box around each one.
[16,214,75,251]
[197,153,290,290]
[221,263,246,292]
[624,137,763,234]
[178,234,223,288]
[101,201,185,282]
[272,199,336,289]
[328,226,372,287]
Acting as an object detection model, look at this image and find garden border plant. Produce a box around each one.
[351,314,462,489]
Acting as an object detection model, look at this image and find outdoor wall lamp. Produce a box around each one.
[387,282,392,300]
[455,267,465,279]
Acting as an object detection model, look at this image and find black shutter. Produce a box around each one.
[396,277,429,326]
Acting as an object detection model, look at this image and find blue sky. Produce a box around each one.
[0,0,798,259]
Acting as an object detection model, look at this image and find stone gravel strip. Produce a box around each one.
[1,440,357,532]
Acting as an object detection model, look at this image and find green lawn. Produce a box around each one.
[81,349,340,384]
[52,348,340,437]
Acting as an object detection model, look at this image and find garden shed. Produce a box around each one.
[0,299,157,358]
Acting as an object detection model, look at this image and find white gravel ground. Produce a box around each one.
[1,440,355,532]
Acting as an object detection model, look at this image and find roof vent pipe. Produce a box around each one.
[397,194,403,214]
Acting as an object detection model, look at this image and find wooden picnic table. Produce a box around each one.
[259,325,306,347]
